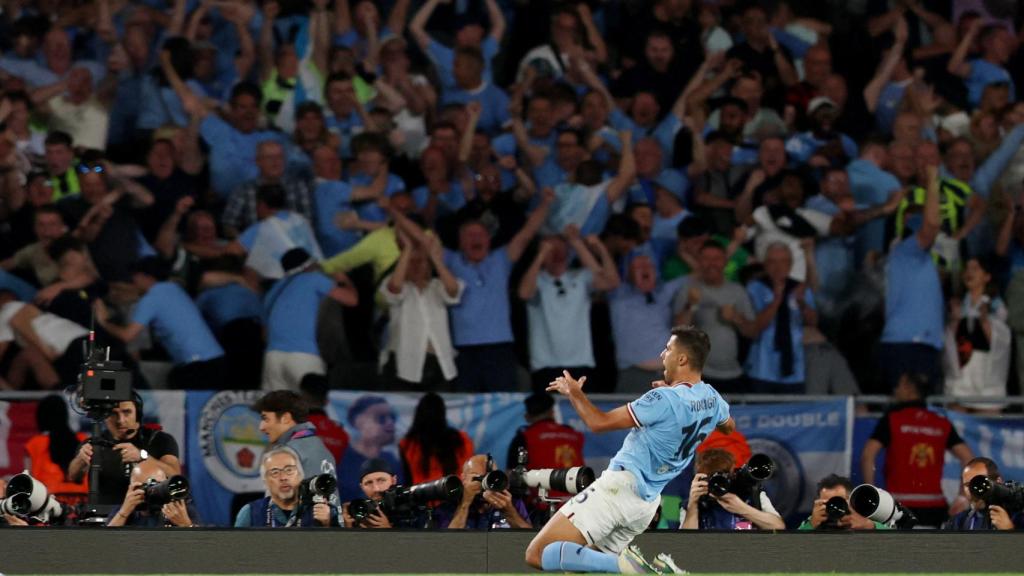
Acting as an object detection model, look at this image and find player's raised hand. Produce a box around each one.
[547,370,587,396]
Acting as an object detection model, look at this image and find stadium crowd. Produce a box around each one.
[0,0,1021,402]
[0,0,1023,542]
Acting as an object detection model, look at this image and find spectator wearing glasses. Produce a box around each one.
[338,395,404,502]
[254,390,339,499]
[518,226,619,391]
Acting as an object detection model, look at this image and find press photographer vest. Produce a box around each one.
[247,497,315,528]
[885,406,951,508]
[521,420,585,470]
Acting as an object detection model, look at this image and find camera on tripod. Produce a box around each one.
[705,453,775,501]
[969,475,1024,514]
[349,475,463,526]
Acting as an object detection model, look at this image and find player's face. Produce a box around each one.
[660,335,685,382]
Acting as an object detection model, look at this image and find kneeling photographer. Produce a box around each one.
[235,447,339,528]
[444,454,531,530]
[681,449,785,530]
[107,460,198,527]
[799,474,883,530]
[944,457,1023,530]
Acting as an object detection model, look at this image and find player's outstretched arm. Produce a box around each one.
[547,371,636,433]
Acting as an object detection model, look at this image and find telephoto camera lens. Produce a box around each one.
[478,470,509,492]
[549,466,595,494]
[348,498,379,520]
[143,475,190,508]
[408,475,464,504]
[307,474,337,497]
[0,493,31,516]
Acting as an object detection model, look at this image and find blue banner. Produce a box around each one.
[184,391,856,525]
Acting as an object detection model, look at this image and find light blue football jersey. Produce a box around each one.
[608,383,730,502]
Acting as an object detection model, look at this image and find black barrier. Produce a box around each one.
[0,529,1022,573]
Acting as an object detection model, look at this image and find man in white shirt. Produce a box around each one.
[0,289,88,389]
[233,183,324,281]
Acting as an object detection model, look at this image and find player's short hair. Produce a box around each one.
[817,474,853,495]
[696,448,735,475]
[252,390,309,423]
[670,325,711,372]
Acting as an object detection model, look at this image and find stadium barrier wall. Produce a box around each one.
[1,528,1021,573]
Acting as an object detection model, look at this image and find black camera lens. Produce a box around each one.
[707,472,732,497]
[825,496,849,520]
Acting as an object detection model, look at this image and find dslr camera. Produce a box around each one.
[820,496,850,529]
[705,453,775,501]
[298,474,337,506]
[969,475,1024,514]
[141,475,190,512]
[349,475,463,527]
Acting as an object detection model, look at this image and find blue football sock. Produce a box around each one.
[541,541,620,573]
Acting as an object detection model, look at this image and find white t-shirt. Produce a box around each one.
[752,205,833,283]
[0,301,88,355]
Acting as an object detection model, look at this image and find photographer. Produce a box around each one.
[681,449,785,530]
[342,458,398,529]
[943,458,1023,531]
[234,446,339,528]
[444,455,531,530]
[799,475,884,530]
[68,398,181,505]
[107,460,198,527]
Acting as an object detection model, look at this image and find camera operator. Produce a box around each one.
[107,460,198,527]
[681,449,785,530]
[234,446,339,528]
[68,398,181,505]
[253,391,337,492]
[443,455,531,530]
[799,474,884,530]
[943,458,1023,530]
[341,458,398,529]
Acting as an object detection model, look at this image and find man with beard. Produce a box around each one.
[234,446,338,527]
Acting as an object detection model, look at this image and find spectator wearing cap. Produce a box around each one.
[518,227,619,392]
[341,457,399,528]
[254,390,339,490]
[300,374,349,464]
[784,97,859,166]
[410,0,506,94]
[338,395,404,502]
[505,392,584,493]
[608,251,686,392]
[223,140,316,238]
[399,392,474,486]
[262,247,358,391]
[231,183,322,281]
[93,257,226,389]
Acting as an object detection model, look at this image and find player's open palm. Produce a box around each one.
[547,370,586,396]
